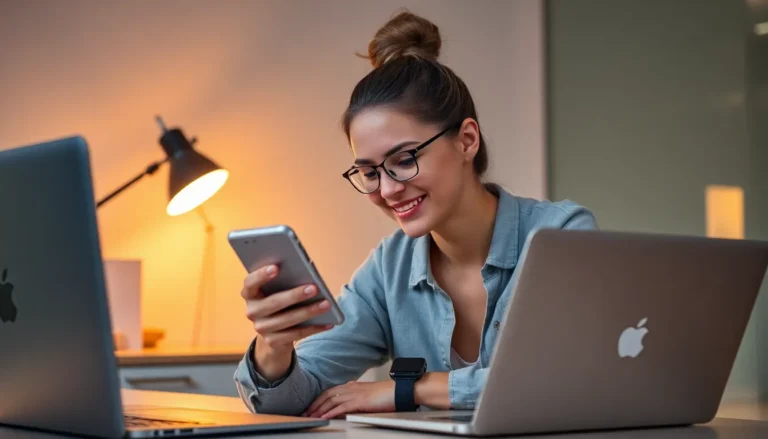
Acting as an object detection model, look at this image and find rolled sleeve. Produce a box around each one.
[233,339,313,416]
[448,365,489,409]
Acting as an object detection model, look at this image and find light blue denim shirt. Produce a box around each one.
[233,184,598,415]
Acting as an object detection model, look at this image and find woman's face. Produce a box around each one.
[348,107,478,238]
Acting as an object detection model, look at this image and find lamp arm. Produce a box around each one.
[96,157,171,208]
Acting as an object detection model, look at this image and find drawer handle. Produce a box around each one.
[125,375,195,386]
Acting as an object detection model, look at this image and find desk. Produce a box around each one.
[713,402,768,422]
[115,346,245,367]
[1,390,767,438]
[120,389,768,421]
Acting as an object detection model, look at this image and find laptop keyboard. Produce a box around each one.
[124,415,209,429]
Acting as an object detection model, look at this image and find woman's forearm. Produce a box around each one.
[414,372,451,410]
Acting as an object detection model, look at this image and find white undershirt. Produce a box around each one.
[450,347,478,369]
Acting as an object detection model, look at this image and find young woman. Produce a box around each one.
[234,11,597,419]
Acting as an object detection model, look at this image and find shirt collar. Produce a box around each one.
[408,183,521,288]
[483,183,520,269]
[408,233,431,288]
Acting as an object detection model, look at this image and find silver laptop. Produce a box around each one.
[348,228,768,436]
[0,136,328,438]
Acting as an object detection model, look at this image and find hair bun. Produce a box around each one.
[367,10,441,68]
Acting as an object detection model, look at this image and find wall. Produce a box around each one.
[547,0,767,402]
[0,0,546,348]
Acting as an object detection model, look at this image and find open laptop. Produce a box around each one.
[348,227,768,436]
[0,136,328,438]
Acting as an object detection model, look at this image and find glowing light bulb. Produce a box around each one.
[166,169,229,216]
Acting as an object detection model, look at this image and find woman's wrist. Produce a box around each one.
[253,336,294,382]
[413,372,451,410]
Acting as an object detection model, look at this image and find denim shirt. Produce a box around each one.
[233,184,598,415]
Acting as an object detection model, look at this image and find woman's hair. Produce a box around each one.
[342,10,489,177]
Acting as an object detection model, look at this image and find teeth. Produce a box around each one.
[394,197,422,213]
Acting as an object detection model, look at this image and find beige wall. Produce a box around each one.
[0,0,545,347]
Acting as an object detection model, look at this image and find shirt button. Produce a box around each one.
[493,321,501,330]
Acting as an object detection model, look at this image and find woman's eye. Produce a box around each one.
[397,157,416,167]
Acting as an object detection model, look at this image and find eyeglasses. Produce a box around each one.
[342,123,460,194]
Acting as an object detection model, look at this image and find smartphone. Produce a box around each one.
[228,225,345,327]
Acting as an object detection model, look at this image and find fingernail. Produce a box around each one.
[266,265,276,275]
[318,300,330,310]
[304,285,315,296]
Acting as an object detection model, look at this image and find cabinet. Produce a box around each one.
[116,347,244,397]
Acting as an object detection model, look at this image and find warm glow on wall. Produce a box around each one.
[706,185,744,239]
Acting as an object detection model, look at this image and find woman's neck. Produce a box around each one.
[430,182,499,269]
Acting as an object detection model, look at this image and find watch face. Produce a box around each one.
[391,358,426,376]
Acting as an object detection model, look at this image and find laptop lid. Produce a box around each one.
[0,137,125,438]
[472,229,768,436]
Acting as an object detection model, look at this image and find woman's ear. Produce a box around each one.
[456,118,480,163]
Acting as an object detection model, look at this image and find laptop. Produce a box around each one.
[0,136,328,438]
[348,227,768,436]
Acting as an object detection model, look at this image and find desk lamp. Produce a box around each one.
[97,116,229,215]
[98,116,228,347]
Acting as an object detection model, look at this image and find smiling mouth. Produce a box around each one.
[391,196,425,214]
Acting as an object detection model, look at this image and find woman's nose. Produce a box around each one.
[379,171,405,198]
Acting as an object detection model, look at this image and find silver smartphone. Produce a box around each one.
[228,225,345,327]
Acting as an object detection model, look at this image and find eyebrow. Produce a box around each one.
[354,140,421,165]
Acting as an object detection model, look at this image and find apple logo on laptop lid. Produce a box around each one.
[618,317,648,358]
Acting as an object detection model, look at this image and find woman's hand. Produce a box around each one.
[305,380,396,419]
[241,264,336,381]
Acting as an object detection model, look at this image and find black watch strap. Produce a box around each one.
[394,377,419,412]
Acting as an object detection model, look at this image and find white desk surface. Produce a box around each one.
[119,389,768,439]
[121,388,768,419]
[1,389,767,438]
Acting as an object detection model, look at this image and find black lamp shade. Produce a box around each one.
[94,119,228,213]
[160,127,228,216]
[168,149,222,200]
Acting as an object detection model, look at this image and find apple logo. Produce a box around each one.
[0,268,18,323]
[618,317,648,358]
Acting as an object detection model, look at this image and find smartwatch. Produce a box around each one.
[389,357,427,412]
